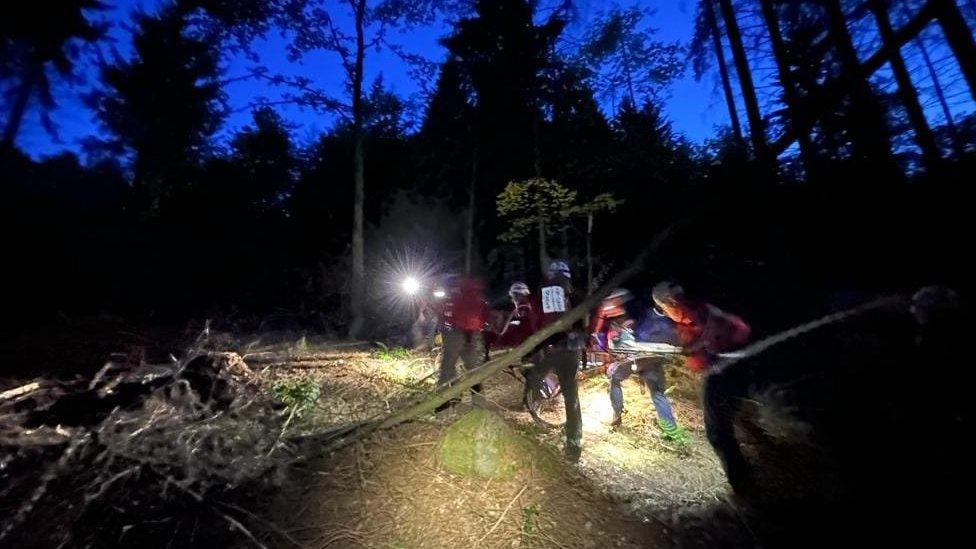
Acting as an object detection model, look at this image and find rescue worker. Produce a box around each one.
[523,260,586,461]
[590,288,633,352]
[411,280,449,350]
[651,281,751,372]
[592,290,686,442]
[435,277,490,411]
[493,282,539,349]
[650,281,752,486]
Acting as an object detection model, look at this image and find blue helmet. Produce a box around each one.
[547,260,571,280]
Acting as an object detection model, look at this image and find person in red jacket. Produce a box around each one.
[435,277,490,410]
[589,288,633,353]
[493,282,541,349]
[651,281,751,372]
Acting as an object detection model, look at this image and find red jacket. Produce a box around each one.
[665,299,750,371]
[590,299,630,350]
[441,278,490,333]
[494,300,542,349]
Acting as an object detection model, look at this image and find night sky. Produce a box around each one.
[17,0,736,159]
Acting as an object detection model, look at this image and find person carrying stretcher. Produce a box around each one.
[591,289,687,442]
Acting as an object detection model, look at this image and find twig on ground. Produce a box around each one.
[219,502,307,549]
[478,484,527,544]
[537,530,571,549]
[217,509,270,549]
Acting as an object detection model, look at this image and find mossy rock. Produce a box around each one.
[438,409,542,478]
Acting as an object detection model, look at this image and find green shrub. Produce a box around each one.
[271,378,320,420]
[374,342,410,362]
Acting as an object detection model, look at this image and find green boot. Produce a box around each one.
[657,419,690,446]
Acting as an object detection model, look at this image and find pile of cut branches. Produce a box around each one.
[0,349,293,548]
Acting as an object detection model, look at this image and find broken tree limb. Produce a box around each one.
[0,382,40,401]
[320,212,693,454]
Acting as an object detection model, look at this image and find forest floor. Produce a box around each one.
[248,340,753,548]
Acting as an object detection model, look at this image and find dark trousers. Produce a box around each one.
[437,330,485,389]
[703,364,754,494]
[525,348,582,451]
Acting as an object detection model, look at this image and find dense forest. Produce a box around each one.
[3,0,973,339]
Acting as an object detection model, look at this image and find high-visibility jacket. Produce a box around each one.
[441,278,490,333]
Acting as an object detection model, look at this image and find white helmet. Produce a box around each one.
[607,288,633,302]
[652,281,684,308]
[509,282,530,299]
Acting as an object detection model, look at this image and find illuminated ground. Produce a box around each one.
[255,343,735,547]
[483,365,729,520]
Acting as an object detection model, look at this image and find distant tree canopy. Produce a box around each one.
[1,0,106,147]
[87,7,223,213]
[579,4,684,107]
[2,0,974,332]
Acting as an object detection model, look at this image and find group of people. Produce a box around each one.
[415,261,751,461]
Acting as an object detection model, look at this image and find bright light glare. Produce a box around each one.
[402,277,421,295]
[433,289,446,298]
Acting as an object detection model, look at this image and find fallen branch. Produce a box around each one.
[0,382,40,401]
[710,295,906,375]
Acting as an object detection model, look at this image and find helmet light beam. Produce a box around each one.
[401,276,421,296]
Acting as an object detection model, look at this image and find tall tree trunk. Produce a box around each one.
[532,116,542,178]
[464,149,478,276]
[706,0,743,143]
[1,67,36,148]
[538,216,548,277]
[915,35,960,152]
[868,0,941,169]
[822,0,893,166]
[934,0,976,102]
[349,0,367,339]
[717,0,769,164]
[560,227,569,260]
[623,54,637,107]
[586,213,593,294]
[758,0,818,175]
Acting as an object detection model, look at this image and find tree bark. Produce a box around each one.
[464,149,478,276]
[758,0,818,175]
[717,0,769,164]
[915,35,960,153]
[705,0,744,144]
[822,0,893,166]
[349,0,367,339]
[2,66,36,148]
[537,217,548,276]
[532,116,542,178]
[868,0,941,169]
[934,0,976,102]
[586,213,593,294]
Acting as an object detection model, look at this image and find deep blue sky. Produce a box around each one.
[16,0,737,159]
